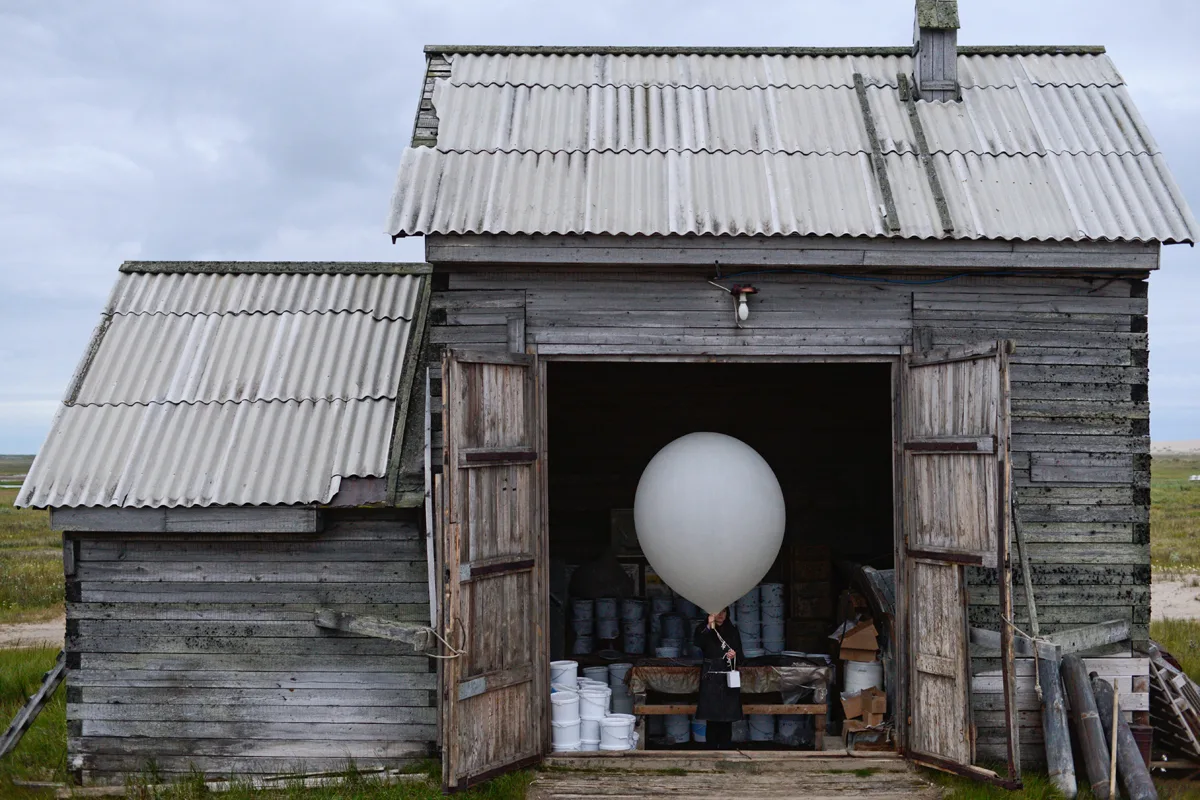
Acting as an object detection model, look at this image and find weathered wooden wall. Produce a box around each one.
[64,510,435,784]
[426,238,1152,766]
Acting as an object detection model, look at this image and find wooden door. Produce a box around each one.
[901,341,1020,784]
[440,350,546,791]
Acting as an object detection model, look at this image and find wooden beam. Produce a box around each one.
[633,704,827,715]
[51,506,320,533]
[970,620,1131,660]
[313,609,433,653]
[0,651,66,757]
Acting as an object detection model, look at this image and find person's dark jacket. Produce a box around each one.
[693,617,744,722]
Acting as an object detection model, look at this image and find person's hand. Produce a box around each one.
[707,614,716,629]
[726,650,737,662]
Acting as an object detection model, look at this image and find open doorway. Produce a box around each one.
[545,360,897,752]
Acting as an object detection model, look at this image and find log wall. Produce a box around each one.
[64,511,435,784]
[427,238,1153,768]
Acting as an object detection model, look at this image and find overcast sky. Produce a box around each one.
[1,0,1197,453]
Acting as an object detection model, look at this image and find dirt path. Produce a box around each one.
[0,616,64,649]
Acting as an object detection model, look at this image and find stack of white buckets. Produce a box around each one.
[549,660,638,752]
[570,598,647,656]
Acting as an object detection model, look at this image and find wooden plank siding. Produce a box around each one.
[426,253,1152,681]
[64,512,436,785]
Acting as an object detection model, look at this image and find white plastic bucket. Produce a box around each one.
[571,635,593,655]
[611,693,634,715]
[761,605,786,622]
[732,719,749,742]
[844,660,885,694]
[690,717,707,743]
[655,645,680,658]
[665,714,690,743]
[551,682,576,693]
[580,738,600,752]
[741,647,765,659]
[583,665,609,682]
[595,618,620,640]
[759,583,784,609]
[571,598,594,620]
[736,587,760,615]
[580,717,601,741]
[776,715,801,745]
[762,622,785,640]
[608,663,633,686]
[622,619,646,654]
[579,686,612,719]
[550,660,579,687]
[763,640,785,655]
[741,634,762,651]
[552,741,581,752]
[621,598,646,620]
[550,690,580,722]
[571,617,595,636]
[600,714,637,750]
[749,714,774,741]
[675,597,699,617]
[552,718,581,748]
[652,597,674,616]
[738,619,761,637]
[595,597,618,618]
[662,615,686,640]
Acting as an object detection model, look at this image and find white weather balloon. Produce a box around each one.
[634,432,786,615]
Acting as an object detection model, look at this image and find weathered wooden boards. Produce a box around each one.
[430,264,1151,638]
[971,656,1149,766]
[440,352,545,790]
[1062,654,1112,799]
[65,514,435,784]
[1149,646,1200,761]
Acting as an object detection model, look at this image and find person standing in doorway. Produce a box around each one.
[693,608,743,749]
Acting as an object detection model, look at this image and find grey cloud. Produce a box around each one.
[1,0,1197,453]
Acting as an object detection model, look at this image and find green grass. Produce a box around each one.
[0,646,68,796]
[1150,456,1200,570]
[0,486,61,625]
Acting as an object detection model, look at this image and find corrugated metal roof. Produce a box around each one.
[74,311,416,405]
[19,400,393,509]
[110,271,422,318]
[17,266,428,509]
[388,50,1197,243]
[432,82,1157,156]
[388,148,1196,242]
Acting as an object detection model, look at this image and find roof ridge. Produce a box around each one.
[67,395,402,410]
[424,44,1106,57]
[119,261,432,275]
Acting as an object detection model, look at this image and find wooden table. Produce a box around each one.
[627,662,831,750]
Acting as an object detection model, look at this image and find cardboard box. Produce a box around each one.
[842,719,869,733]
[864,712,885,727]
[841,692,863,720]
[840,647,878,663]
[841,620,878,651]
[841,687,886,721]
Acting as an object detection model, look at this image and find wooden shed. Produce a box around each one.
[17,0,1199,791]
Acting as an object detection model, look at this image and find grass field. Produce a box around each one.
[1150,456,1200,570]
[0,485,61,625]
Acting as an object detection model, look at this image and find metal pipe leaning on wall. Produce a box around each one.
[1091,673,1158,800]
[1061,654,1112,800]
[1038,652,1077,799]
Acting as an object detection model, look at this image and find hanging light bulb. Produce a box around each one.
[732,285,757,324]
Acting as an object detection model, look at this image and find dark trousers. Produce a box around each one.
[707,720,733,749]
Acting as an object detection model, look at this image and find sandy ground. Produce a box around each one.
[1151,439,1200,455]
[0,616,64,649]
[1154,578,1200,620]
